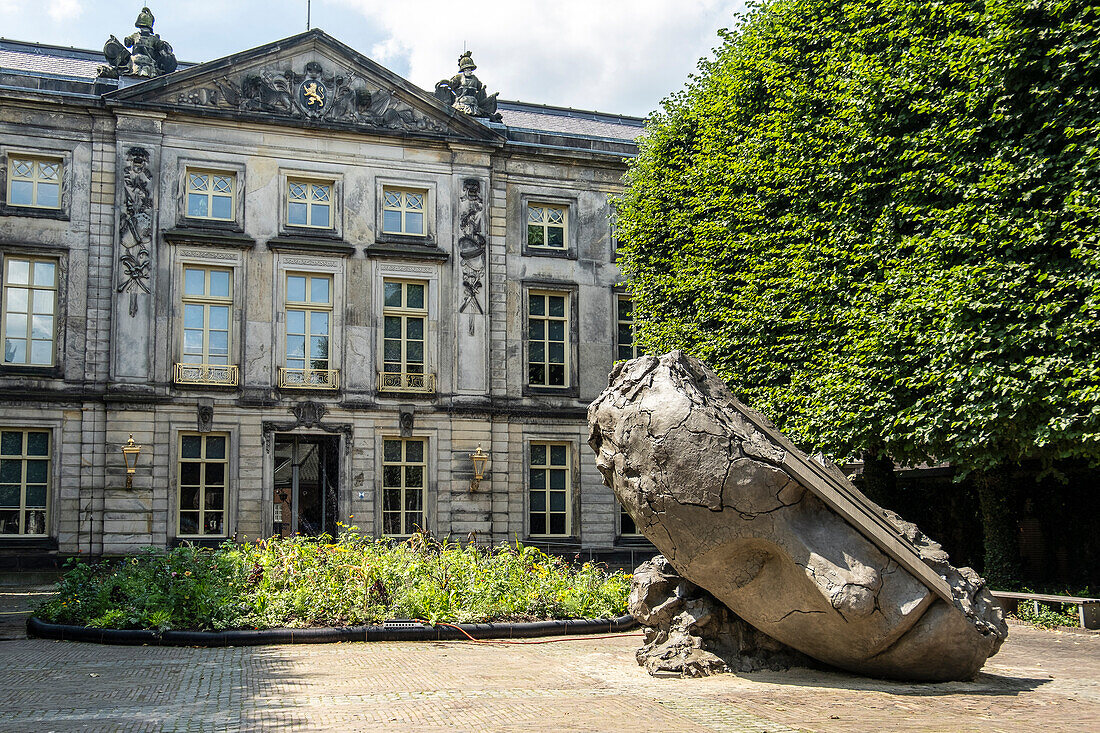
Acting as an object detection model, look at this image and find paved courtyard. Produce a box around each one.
[1,586,1097,732]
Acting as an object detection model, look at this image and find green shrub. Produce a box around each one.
[36,531,631,631]
[1011,603,1080,630]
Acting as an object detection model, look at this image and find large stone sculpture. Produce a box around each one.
[588,352,1008,681]
[99,7,177,79]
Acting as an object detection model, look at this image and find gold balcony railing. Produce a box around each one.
[378,371,436,394]
[174,362,239,386]
[278,367,339,390]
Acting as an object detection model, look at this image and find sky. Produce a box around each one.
[0,0,746,117]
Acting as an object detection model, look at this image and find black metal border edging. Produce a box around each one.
[27,614,637,647]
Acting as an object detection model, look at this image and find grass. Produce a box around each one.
[35,530,631,632]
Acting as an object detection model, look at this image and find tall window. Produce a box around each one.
[178,433,227,537]
[382,188,425,235]
[2,257,57,366]
[186,170,235,220]
[382,437,425,536]
[282,273,335,388]
[616,296,639,361]
[381,279,431,392]
[7,156,61,209]
[287,179,332,229]
[529,442,570,537]
[0,429,49,536]
[527,291,568,387]
[182,267,231,365]
[527,204,567,250]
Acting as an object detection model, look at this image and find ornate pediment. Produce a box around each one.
[107,30,499,141]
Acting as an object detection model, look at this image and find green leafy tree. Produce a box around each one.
[616,0,1100,587]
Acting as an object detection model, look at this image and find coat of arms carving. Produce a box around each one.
[176,60,445,133]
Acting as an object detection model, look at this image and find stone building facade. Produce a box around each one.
[0,25,654,567]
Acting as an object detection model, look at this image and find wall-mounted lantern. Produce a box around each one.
[469,444,490,491]
[122,434,141,488]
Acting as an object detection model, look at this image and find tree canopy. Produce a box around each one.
[617,0,1100,477]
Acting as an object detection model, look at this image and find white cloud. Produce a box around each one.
[46,0,82,22]
[329,0,744,116]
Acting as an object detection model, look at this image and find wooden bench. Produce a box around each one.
[990,591,1100,630]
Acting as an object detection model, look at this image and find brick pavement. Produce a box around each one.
[0,602,1096,732]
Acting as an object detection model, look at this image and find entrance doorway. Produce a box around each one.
[272,435,340,538]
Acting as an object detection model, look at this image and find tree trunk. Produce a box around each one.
[973,465,1021,589]
[860,448,897,509]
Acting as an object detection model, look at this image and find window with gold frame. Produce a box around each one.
[7,156,61,210]
[380,279,430,392]
[529,442,570,537]
[281,272,336,388]
[381,437,426,537]
[2,257,57,367]
[186,170,235,221]
[287,179,333,229]
[527,290,569,387]
[527,203,567,249]
[382,188,426,236]
[178,433,228,537]
[181,266,232,367]
[0,429,50,536]
[615,296,639,362]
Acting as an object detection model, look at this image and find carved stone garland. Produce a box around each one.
[117,146,154,316]
[177,61,446,134]
[458,178,486,320]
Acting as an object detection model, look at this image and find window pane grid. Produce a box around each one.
[382,279,427,378]
[186,169,235,220]
[181,267,232,366]
[616,296,639,361]
[284,273,333,376]
[178,433,228,537]
[3,257,57,366]
[0,429,50,536]
[8,156,61,209]
[526,204,567,249]
[287,178,333,229]
[529,442,569,537]
[382,187,426,235]
[527,291,568,387]
[381,438,426,537]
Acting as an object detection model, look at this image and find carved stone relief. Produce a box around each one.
[261,401,353,455]
[176,61,446,134]
[196,401,214,433]
[458,178,486,317]
[117,146,154,316]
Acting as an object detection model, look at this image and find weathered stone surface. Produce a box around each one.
[630,555,811,677]
[589,352,1008,681]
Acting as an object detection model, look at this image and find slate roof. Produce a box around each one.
[0,40,104,80]
[0,37,644,149]
[496,101,644,144]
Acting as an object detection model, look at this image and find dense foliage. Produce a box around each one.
[617,0,1100,585]
[35,533,630,631]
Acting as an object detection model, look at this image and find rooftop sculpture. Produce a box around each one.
[99,7,178,79]
[588,352,1008,681]
[435,52,502,122]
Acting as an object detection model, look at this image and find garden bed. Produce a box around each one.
[33,532,632,635]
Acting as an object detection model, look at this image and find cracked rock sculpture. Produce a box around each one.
[589,352,1008,681]
[631,554,811,677]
